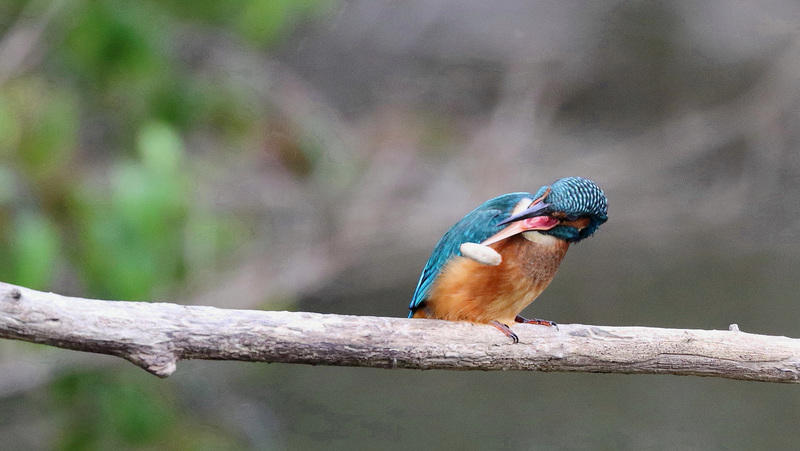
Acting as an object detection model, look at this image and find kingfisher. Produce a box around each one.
[409,177,608,342]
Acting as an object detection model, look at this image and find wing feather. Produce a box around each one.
[408,192,532,317]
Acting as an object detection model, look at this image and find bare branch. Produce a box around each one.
[0,282,798,382]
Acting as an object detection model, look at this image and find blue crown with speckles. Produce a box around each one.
[535,177,608,241]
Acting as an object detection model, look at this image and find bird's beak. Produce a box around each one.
[481,202,558,246]
[496,201,550,226]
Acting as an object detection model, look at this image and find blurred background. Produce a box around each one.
[2,0,800,448]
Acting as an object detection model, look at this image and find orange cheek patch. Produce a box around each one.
[561,217,591,230]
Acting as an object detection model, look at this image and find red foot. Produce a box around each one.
[490,320,519,343]
[515,315,559,331]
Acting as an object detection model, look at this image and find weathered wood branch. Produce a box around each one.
[1,281,799,382]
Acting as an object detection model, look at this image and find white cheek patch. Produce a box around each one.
[522,230,560,247]
[460,242,502,266]
[511,198,533,216]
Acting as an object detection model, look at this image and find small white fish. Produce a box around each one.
[459,242,502,266]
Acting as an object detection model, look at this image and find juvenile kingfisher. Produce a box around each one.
[409,177,608,342]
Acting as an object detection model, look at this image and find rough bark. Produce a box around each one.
[0,282,799,382]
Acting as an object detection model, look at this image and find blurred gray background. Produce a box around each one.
[2,0,800,448]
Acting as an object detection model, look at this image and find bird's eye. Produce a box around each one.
[566,214,579,221]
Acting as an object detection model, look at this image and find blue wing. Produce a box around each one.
[408,192,533,317]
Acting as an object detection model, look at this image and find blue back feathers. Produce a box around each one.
[408,177,608,317]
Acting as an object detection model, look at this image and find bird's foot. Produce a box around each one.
[515,315,559,331]
[490,320,519,343]
[460,242,502,266]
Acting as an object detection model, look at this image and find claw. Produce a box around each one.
[515,315,559,331]
[490,320,519,343]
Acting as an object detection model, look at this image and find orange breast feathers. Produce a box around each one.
[412,233,569,325]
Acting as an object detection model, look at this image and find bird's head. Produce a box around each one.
[483,177,608,245]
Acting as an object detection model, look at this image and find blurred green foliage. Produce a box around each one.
[51,370,175,449]
[0,0,335,447]
[0,0,335,297]
[71,121,191,300]
[49,369,242,450]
